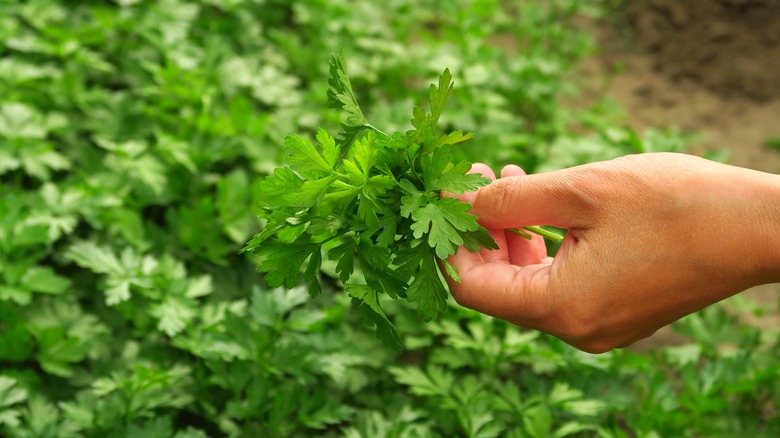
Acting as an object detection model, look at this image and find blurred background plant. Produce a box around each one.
[1,0,778,436]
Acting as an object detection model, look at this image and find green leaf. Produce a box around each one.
[24,395,75,438]
[154,296,197,337]
[21,266,70,294]
[257,167,304,207]
[429,68,453,128]
[406,247,448,321]
[0,375,26,428]
[36,328,89,377]
[65,242,154,305]
[0,286,31,305]
[0,103,47,139]
[327,50,368,127]
[9,222,50,249]
[394,241,428,280]
[105,280,131,305]
[328,238,357,283]
[306,214,346,236]
[0,326,35,362]
[554,422,596,438]
[65,241,123,276]
[298,175,337,207]
[241,210,290,252]
[0,302,34,361]
[174,427,210,438]
[442,259,461,283]
[283,135,335,177]
[408,197,481,259]
[357,242,407,299]
[322,179,362,212]
[185,275,213,298]
[255,240,321,289]
[0,376,27,408]
[561,399,607,417]
[357,175,395,229]
[399,179,426,218]
[303,247,323,297]
[346,284,402,352]
[217,169,253,243]
[317,128,340,168]
[461,227,500,253]
[125,416,174,438]
[420,144,489,194]
[19,144,71,181]
[350,131,377,176]
[439,130,475,146]
[523,406,552,438]
[390,366,454,398]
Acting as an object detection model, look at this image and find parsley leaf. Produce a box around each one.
[405,246,449,321]
[327,51,368,127]
[346,284,402,352]
[284,135,335,177]
[407,196,482,260]
[254,239,322,294]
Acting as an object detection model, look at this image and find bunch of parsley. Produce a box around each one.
[244,53,491,350]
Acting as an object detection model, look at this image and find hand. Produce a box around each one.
[444,153,780,353]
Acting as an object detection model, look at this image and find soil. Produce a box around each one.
[587,0,780,351]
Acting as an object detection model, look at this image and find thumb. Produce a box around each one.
[470,167,593,229]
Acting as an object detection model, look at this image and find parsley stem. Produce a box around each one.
[508,228,533,239]
[317,229,351,246]
[365,123,388,137]
[509,226,564,242]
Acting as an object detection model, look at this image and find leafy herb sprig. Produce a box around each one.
[244,52,558,351]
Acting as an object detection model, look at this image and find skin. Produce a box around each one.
[443,152,780,353]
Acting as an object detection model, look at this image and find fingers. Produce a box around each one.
[500,165,548,265]
[444,163,510,264]
[443,163,561,329]
[470,164,510,264]
[470,166,592,230]
[447,253,553,326]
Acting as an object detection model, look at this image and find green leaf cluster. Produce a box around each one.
[245,53,498,350]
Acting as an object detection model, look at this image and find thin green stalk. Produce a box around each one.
[509,226,564,242]
[508,228,533,240]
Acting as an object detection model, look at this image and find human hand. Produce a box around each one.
[444,153,780,353]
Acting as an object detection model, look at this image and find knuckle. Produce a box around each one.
[566,166,615,206]
[488,178,521,215]
[575,160,656,209]
[545,168,604,221]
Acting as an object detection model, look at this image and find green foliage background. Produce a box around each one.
[1,0,778,436]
